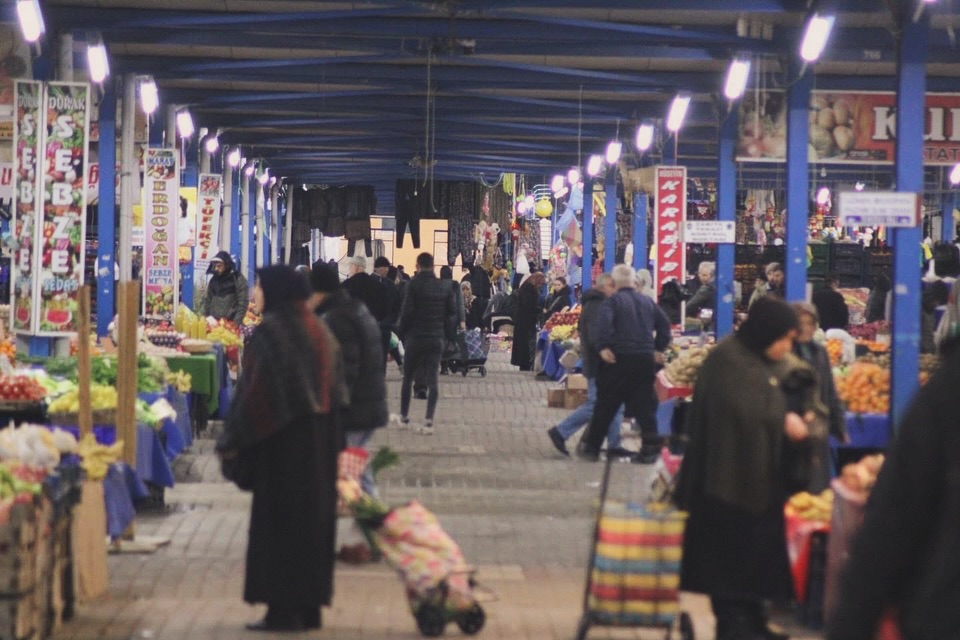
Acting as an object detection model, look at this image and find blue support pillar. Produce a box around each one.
[230,177,241,261]
[891,5,928,426]
[785,62,812,302]
[582,181,594,291]
[632,193,648,271]
[96,81,117,337]
[604,178,617,271]
[180,141,198,309]
[715,110,737,338]
[264,196,272,265]
[942,192,956,243]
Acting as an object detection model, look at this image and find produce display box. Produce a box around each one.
[0,590,39,640]
[808,243,831,260]
[832,254,865,277]
[654,370,693,402]
[546,388,565,409]
[829,243,864,260]
[563,389,587,410]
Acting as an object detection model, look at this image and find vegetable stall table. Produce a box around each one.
[536,330,569,381]
[162,349,220,436]
[829,412,890,470]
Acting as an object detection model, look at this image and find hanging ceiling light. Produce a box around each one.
[16,0,45,43]
[243,163,255,177]
[816,187,831,205]
[551,175,565,194]
[204,134,219,154]
[227,148,241,168]
[950,163,960,185]
[586,155,603,177]
[567,168,581,185]
[800,13,835,62]
[176,110,194,138]
[605,141,623,164]
[139,77,159,115]
[635,122,655,152]
[86,37,110,83]
[855,181,866,191]
[258,168,270,186]
[723,59,751,100]
[666,95,691,133]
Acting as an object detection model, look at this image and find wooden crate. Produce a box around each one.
[0,591,39,640]
[0,503,39,597]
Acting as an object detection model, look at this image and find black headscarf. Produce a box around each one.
[256,265,310,314]
[737,296,799,354]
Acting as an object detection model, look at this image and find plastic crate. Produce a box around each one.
[808,257,830,276]
[830,243,864,259]
[837,274,865,288]
[833,255,865,276]
[735,245,764,265]
[809,243,830,260]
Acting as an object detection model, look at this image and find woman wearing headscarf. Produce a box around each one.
[511,272,545,371]
[216,265,346,632]
[675,297,818,640]
[461,281,484,330]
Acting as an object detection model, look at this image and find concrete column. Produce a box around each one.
[715,110,737,337]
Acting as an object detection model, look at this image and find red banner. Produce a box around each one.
[653,166,686,302]
[738,90,960,165]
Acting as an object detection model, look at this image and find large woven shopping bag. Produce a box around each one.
[337,447,369,516]
[589,501,688,627]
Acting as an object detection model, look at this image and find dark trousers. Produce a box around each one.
[347,238,372,257]
[396,204,420,249]
[582,353,659,453]
[711,595,767,639]
[400,339,444,421]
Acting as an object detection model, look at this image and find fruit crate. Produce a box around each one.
[808,243,830,260]
[837,274,865,288]
[808,256,830,277]
[0,502,39,598]
[829,243,864,259]
[833,254,865,276]
[0,590,38,640]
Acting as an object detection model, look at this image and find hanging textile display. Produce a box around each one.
[736,190,784,245]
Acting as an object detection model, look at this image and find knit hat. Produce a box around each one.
[373,256,391,269]
[348,255,367,270]
[310,261,341,293]
[738,296,799,354]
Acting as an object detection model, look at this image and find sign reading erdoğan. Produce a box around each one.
[738,90,960,165]
[143,148,179,319]
[653,166,687,304]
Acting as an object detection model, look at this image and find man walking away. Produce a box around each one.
[342,255,388,324]
[577,264,672,463]
[308,261,388,496]
[547,273,628,457]
[397,253,457,435]
[203,250,249,325]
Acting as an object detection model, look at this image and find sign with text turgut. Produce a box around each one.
[143,148,179,319]
[12,81,91,335]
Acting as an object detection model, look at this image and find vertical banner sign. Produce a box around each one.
[37,83,90,335]
[653,166,687,304]
[143,148,179,318]
[11,81,43,334]
[195,173,222,273]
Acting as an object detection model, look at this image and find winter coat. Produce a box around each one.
[343,272,388,323]
[866,275,892,323]
[576,288,607,379]
[203,270,249,324]
[464,296,484,330]
[827,347,960,640]
[510,279,541,370]
[676,338,817,601]
[543,285,573,323]
[594,288,672,356]
[685,281,715,318]
[316,289,388,433]
[398,271,457,344]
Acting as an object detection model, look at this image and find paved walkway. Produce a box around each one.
[53,351,825,640]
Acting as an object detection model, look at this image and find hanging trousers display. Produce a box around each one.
[447,182,477,266]
[395,180,422,249]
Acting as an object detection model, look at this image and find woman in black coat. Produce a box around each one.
[676,298,816,640]
[511,272,545,371]
[216,265,345,632]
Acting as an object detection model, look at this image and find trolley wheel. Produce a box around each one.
[479,366,487,377]
[415,605,447,637]
[574,615,590,640]
[455,604,486,635]
[679,612,695,640]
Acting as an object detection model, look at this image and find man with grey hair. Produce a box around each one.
[343,254,388,325]
[577,264,672,463]
[685,261,716,319]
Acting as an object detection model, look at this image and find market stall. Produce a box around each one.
[537,309,581,381]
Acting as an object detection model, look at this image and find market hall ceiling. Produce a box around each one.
[22,0,960,187]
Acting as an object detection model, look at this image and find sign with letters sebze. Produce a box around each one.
[654,166,687,300]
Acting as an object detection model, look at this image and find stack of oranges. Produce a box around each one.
[836,362,890,414]
[0,338,14,360]
[825,339,844,366]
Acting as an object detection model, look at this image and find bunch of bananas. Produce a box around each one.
[47,384,119,413]
[78,433,124,481]
[548,325,576,342]
[207,326,243,347]
[786,489,834,523]
[165,370,192,393]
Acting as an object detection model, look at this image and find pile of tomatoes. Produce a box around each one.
[0,375,47,402]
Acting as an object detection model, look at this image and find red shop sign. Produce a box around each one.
[653,166,687,303]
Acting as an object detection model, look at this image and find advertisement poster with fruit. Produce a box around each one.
[0,24,33,140]
[653,166,687,303]
[194,173,221,273]
[11,81,42,334]
[143,148,179,319]
[738,90,960,165]
[36,82,90,335]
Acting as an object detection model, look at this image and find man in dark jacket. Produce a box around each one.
[578,264,672,463]
[827,340,960,640]
[811,274,849,331]
[397,253,456,435]
[309,262,388,493]
[202,251,249,324]
[546,274,628,457]
[439,266,466,375]
[342,255,388,323]
[685,261,716,320]
[373,256,401,369]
